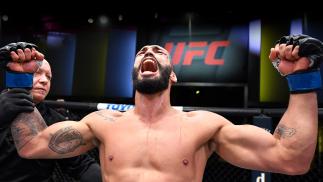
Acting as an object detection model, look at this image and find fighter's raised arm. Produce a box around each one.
[12,109,98,159]
[1,43,99,159]
[211,35,321,174]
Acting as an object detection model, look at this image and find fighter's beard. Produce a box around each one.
[132,63,172,94]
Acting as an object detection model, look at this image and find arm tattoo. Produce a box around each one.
[274,124,296,138]
[95,111,115,122]
[48,126,86,154]
[11,109,47,150]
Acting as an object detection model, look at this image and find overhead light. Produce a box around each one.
[88,18,94,24]
[2,15,8,22]
[118,14,123,21]
[98,15,109,26]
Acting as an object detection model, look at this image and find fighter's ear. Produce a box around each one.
[170,71,177,83]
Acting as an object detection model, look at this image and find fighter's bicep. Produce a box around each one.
[214,124,279,169]
[17,120,96,159]
[216,124,277,152]
[47,121,95,155]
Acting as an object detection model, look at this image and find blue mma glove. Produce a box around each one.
[274,34,323,93]
[0,42,38,89]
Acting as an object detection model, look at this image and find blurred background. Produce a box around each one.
[1,10,318,107]
[0,9,322,181]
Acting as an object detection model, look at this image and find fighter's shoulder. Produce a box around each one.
[185,110,231,124]
[82,109,123,123]
[186,110,222,118]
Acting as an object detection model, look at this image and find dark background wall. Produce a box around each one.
[0,10,313,107]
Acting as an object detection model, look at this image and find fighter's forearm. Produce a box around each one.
[10,108,47,151]
[274,93,318,157]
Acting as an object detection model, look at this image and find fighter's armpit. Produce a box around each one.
[48,126,86,154]
[92,138,100,147]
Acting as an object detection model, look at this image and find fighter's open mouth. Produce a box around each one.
[140,58,158,73]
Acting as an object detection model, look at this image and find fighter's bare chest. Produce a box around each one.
[102,119,201,168]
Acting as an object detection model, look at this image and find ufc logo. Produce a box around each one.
[164,41,230,66]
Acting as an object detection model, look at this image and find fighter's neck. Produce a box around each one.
[134,90,173,119]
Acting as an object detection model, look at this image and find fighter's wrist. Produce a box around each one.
[286,70,322,93]
[5,70,33,89]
